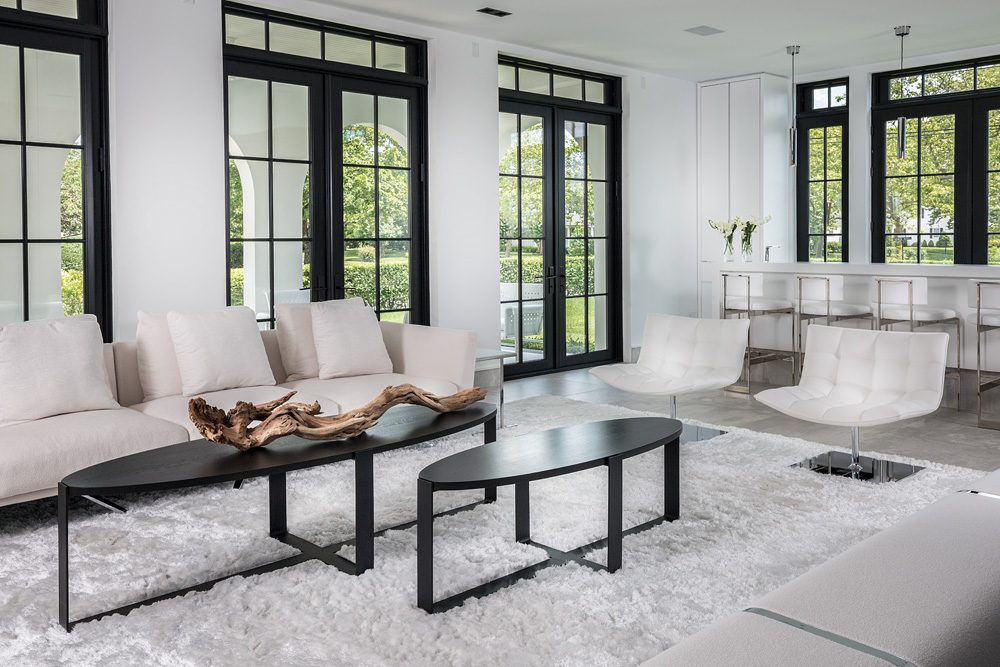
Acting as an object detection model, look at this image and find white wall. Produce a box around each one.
[106,0,698,354]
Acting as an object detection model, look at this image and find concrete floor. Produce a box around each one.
[499,367,1000,472]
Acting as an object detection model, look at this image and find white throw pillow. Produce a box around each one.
[167,307,276,396]
[276,297,363,381]
[312,300,393,379]
[136,311,183,401]
[0,315,120,425]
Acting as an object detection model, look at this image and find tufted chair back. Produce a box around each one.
[637,314,749,386]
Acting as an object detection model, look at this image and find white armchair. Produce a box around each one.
[590,314,749,418]
[756,325,948,480]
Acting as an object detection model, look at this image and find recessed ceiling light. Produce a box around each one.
[477,7,512,18]
[684,25,725,37]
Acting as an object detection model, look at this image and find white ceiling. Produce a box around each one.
[315,0,1000,81]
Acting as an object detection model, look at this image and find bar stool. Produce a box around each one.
[796,274,873,375]
[969,280,1000,429]
[874,276,962,409]
[721,271,796,392]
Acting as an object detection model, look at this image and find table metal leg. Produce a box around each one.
[416,478,434,612]
[664,439,680,520]
[58,483,70,631]
[515,481,530,543]
[268,473,287,537]
[484,415,498,503]
[354,451,375,574]
[607,456,623,573]
[499,386,505,428]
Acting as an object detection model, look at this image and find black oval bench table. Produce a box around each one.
[58,403,497,631]
[416,416,683,613]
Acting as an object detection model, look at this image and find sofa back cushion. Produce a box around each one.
[276,297,363,381]
[167,306,276,396]
[0,315,120,425]
[136,311,183,401]
[312,300,393,379]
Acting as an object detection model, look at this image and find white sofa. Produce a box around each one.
[0,321,476,507]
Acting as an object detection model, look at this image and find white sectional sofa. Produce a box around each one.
[0,317,476,507]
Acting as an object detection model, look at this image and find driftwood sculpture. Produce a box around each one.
[188,383,486,451]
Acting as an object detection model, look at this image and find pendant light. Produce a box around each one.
[787,45,800,166]
[894,25,911,159]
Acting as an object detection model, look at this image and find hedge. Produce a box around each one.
[499,255,594,293]
[230,262,410,310]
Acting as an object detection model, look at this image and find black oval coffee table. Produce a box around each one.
[416,416,683,613]
[58,403,497,631]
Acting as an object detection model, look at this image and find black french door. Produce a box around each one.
[973,96,1000,263]
[499,100,620,377]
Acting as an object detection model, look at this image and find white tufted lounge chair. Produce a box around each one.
[756,325,948,479]
[590,314,750,418]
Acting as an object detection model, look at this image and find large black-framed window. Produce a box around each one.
[796,79,849,262]
[223,2,428,327]
[498,55,623,379]
[0,0,111,336]
[872,55,1000,264]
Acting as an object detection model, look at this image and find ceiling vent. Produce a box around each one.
[684,25,725,37]
[477,7,512,18]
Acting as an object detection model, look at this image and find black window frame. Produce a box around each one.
[0,0,112,338]
[871,57,1000,264]
[796,78,849,262]
[223,2,429,325]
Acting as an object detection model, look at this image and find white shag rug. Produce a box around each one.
[0,397,984,666]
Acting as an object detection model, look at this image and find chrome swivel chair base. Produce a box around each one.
[793,451,924,483]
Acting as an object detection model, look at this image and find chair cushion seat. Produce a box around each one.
[726,296,792,311]
[0,409,190,500]
[282,374,459,412]
[800,301,872,317]
[590,363,737,396]
[755,385,941,427]
[132,386,333,439]
[874,305,957,321]
[968,311,1000,327]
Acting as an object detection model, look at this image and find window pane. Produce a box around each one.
[826,126,842,179]
[272,162,309,238]
[343,167,375,238]
[0,244,21,326]
[498,112,518,173]
[988,109,1000,172]
[565,180,585,237]
[979,64,1000,90]
[326,33,372,67]
[269,22,321,59]
[24,49,80,145]
[343,92,375,166]
[811,87,829,110]
[379,240,409,310]
[990,235,1000,265]
[825,181,842,233]
[590,239,608,294]
[28,242,81,319]
[520,242,543,298]
[808,236,825,262]
[521,299,544,362]
[500,301,520,363]
[589,295,608,352]
[379,310,409,323]
[565,239,585,295]
[344,240,376,307]
[378,96,409,167]
[0,145,22,239]
[830,85,847,107]
[27,147,80,240]
[565,297,585,355]
[808,181,825,233]
[885,119,917,177]
[890,75,922,100]
[21,0,77,18]
[229,159,269,239]
[565,121,586,179]
[499,242,520,301]
[589,181,607,236]
[989,173,1000,234]
[920,115,954,174]
[499,175,518,237]
[920,175,954,236]
[553,74,582,100]
[518,68,549,95]
[378,168,409,238]
[225,14,266,49]
[588,123,607,180]
[0,45,19,141]
[228,77,269,158]
[885,177,918,234]
[520,116,544,176]
[375,42,407,72]
[499,64,516,90]
[230,240,271,319]
[808,128,824,181]
[520,177,543,237]
[924,68,974,96]
[271,82,309,161]
[585,80,605,104]
[826,235,843,262]
[921,235,953,264]
[885,235,918,263]
[273,240,310,303]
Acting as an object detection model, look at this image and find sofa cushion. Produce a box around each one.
[276,298,363,382]
[0,315,119,426]
[312,300,393,379]
[167,307,275,396]
[136,311,183,401]
[283,374,458,412]
[0,409,189,499]
[132,385,332,439]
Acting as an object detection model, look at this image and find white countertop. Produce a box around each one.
[717,261,1000,280]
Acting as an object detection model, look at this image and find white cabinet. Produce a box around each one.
[697,74,790,316]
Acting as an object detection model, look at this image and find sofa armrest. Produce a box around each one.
[379,322,477,390]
